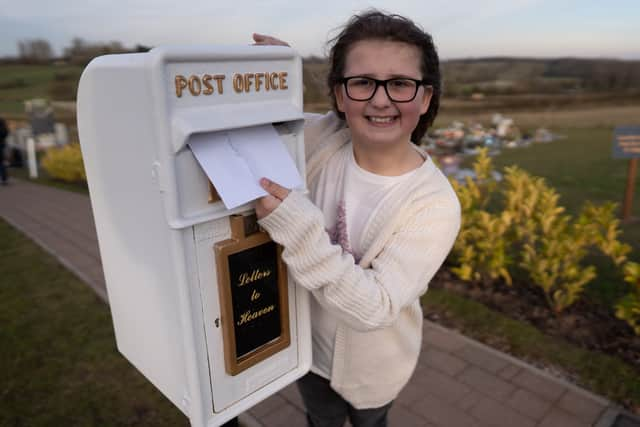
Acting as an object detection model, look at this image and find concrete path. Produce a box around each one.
[1,178,636,427]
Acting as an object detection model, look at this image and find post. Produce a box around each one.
[54,123,69,146]
[622,158,638,221]
[26,137,38,179]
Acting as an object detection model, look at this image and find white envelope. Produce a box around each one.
[188,124,303,209]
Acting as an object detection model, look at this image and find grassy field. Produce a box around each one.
[0,64,82,116]
[491,128,640,221]
[0,218,189,427]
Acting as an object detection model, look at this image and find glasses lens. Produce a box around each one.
[387,79,418,102]
[344,77,419,101]
[345,77,376,100]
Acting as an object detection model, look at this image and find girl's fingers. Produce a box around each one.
[260,178,290,200]
[252,33,267,43]
[252,33,289,46]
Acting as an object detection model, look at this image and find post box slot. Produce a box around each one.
[175,120,304,222]
[203,122,296,206]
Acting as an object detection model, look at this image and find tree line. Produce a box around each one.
[9,38,150,65]
[441,57,640,94]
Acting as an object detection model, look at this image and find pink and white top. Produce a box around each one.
[311,144,418,379]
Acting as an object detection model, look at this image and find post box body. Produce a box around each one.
[77,46,311,427]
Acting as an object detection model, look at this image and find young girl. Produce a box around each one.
[253,10,460,427]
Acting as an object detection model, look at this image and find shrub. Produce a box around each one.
[450,147,496,214]
[517,188,597,314]
[41,143,86,183]
[450,210,513,286]
[502,167,627,313]
[578,201,631,266]
[450,149,630,314]
[615,262,640,335]
[450,149,512,285]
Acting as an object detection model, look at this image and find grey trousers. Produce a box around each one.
[297,372,392,427]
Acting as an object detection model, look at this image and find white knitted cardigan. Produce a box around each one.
[258,112,461,408]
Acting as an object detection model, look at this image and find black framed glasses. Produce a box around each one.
[339,76,430,102]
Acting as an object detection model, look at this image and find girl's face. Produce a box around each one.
[335,39,432,149]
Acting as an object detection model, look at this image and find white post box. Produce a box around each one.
[77,45,311,427]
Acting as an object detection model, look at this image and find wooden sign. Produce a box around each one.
[613,126,639,221]
[215,214,290,375]
[613,126,640,159]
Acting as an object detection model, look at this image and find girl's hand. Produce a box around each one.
[252,33,290,47]
[256,178,291,219]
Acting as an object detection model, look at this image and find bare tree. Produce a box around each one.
[17,39,54,62]
[63,37,128,65]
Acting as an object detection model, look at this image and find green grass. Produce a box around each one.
[0,64,83,115]
[0,218,189,427]
[422,289,640,410]
[492,128,639,221]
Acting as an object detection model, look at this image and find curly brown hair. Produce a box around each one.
[326,10,441,144]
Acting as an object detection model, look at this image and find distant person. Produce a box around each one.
[253,10,460,427]
[0,117,8,185]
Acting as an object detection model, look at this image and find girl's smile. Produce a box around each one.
[367,115,397,125]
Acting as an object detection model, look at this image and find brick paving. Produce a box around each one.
[1,178,638,427]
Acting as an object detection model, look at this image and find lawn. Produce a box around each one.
[0,218,189,427]
[0,64,82,115]
[492,127,639,222]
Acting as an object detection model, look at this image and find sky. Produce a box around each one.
[1,0,639,60]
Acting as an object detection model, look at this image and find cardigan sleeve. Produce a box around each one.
[258,190,461,332]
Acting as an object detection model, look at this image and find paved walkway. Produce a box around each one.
[1,178,636,427]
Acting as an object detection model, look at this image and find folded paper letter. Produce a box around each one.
[188,124,303,209]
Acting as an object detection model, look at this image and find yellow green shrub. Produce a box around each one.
[451,210,512,286]
[450,147,496,214]
[503,167,597,313]
[450,150,630,314]
[518,193,596,314]
[41,143,86,183]
[450,148,512,286]
[616,262,640,335]
[578,202,631,266]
